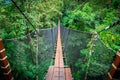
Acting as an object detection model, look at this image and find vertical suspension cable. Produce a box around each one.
[85,32,98,80]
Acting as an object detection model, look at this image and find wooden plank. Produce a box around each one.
[60,59,64,67]
[4,72,13,80]
[52,67,59,80]
[0,50,6,58]
[65,68,72,80]
[109,66,116,78]
[0,40,4,50]
[46,66,54,80]
[114,55,120,66]
[52,67,65,80]
[107,72,112,80]
[59,68,65,80]
[54,50,59,67]
[107,50,120,80]
[0,58,9,67]
[46,20,72,80]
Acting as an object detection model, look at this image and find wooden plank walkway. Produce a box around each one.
[45,20,72,80]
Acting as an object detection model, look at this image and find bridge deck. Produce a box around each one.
[45,20,72,80]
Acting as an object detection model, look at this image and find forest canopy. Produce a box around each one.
[0,0,120,48]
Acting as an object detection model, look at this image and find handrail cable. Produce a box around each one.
[84,32,97,80]
[98,20,120,33]
[10,0,39,35]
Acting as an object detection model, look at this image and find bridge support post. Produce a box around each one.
[107,50,120,80]
[0,38,13,80]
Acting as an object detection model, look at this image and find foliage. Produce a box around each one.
[62,3,96,31]
[100,25,120,51]
[0,0,62,39]
[0,0,120,80]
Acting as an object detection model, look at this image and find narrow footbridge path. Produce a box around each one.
[45,20,72,80]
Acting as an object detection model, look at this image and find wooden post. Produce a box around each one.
[107,50,120,80]
[0,38,13,80]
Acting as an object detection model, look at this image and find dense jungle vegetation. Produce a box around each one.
[0,0,120,80]
[0,0,120,50]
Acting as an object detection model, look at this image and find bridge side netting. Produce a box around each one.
[1,25,118,80]
[61,26,116,80]
[3,27,57,80]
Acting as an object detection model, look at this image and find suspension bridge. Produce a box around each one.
[45,20,72,80]
[0,19,120,80]
[0,0,120,80]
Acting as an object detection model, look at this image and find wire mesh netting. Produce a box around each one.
[0,26,118,80]
[60,26,116,80]
[0,26,117,80]
[86,38,115,80]
[0,0,119,79]
[3,27,58,80]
